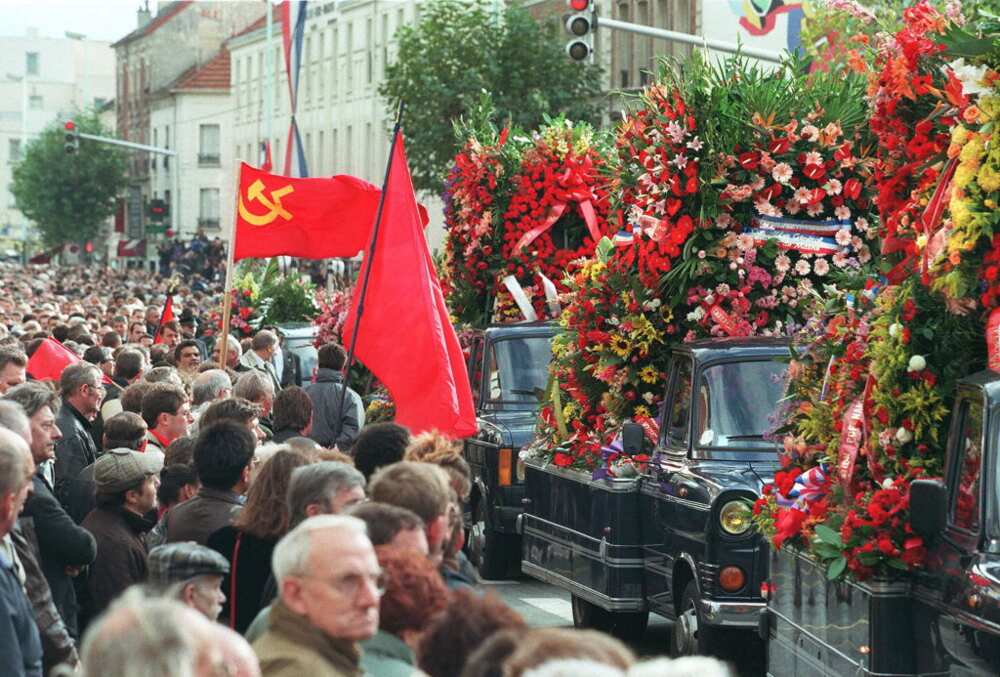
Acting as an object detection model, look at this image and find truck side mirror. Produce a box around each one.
[622,422,644,455]
[910,479,948,540]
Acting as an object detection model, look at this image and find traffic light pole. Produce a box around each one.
[76,131,176,156]
[595,17,783,64]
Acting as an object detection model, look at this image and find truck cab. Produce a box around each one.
[463,322,556,579]
[909,372,1000,674]
[521,337,788,666]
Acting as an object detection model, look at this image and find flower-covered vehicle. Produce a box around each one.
[462,322,556,579]
[763,370,1000,676]
[520,337,789,665]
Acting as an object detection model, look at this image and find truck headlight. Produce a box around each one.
[719,499,753,535]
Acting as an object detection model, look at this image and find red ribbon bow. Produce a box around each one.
[515,156,602,252]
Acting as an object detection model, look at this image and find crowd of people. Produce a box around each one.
[0,262,734,677]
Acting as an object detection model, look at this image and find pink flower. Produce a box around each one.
[814,258,830,276]
[824,178,843,195]
[835,228,853,246]
[801,125,819,142]
[805,151,824,165]
[807,203,824,217]
[775,254,791,273]
[835,205,852,220]
[795,259,811,276]
[772,163,793,184]
[794,187,813,205]
[686,136,704,151]
[755,199,782,217]
[832,252,849,268]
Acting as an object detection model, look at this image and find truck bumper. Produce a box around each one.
[492,484,525,534]
[698,599,766,629]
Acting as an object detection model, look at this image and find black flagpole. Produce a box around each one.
[332,102,405,447]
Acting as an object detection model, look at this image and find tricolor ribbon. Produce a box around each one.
[514,157,602,252]
[776,464,830,509]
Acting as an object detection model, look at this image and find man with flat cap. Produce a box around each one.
[81,447,163,621]
[147,542,229,621]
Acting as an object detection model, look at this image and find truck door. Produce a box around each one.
[466,334,485,410]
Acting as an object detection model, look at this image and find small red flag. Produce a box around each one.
[27,338,80,382]
[342,133,476,438]
[154,295,174,345]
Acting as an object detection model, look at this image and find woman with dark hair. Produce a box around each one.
[206,449,309,632]
[360,546,449,676]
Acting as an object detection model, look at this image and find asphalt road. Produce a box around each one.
[487,576,765,677]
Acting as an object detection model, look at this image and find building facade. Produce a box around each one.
[228,0,446,252]
[0,28,115,253]
[113,0,262,242]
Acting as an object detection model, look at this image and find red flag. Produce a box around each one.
[153,295,174,345]
[27,338,80,382]
[342,133,476,438]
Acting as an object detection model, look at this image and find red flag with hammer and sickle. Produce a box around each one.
[233,162,429,261]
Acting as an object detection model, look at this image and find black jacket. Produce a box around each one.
[21,473,96,638]
[304,369,364,449]
[54,404,98,509]
[206,526,278,634]
[80,506,153,621]
[62,464,96,526]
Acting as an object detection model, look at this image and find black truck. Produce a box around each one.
[764,370,1000,676]
[462,322,556,579]
[520,337,789,663]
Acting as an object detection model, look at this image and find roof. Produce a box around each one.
[112,1,193,48]
[170,48,231,91]
[225,10,283,47]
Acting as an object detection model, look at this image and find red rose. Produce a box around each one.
[772,508,808,549]
[803,164,826,180]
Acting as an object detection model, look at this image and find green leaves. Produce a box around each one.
[595,236,614,264]
[826,556,847,581]
[379,0,604,194]
[814,523,842,547]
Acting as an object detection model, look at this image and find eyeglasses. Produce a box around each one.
[299,570,387,598]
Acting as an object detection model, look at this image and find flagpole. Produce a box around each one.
[219,167,242,369]
[332,102,405,445]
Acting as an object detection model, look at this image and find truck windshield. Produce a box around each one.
[487,336,553,407]
[694,359,788,452]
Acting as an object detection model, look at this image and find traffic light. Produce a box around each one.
[148,198,168,224]
[64,120,79,154]
[565,0,595,61]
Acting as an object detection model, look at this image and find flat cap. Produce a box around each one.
[147,542,230,586]
[93,447,163,493]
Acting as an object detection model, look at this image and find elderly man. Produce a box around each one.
[53,363,104,507]
[190,369,232,429]
[287,462,367,528]
[5,383,96,639]
[213,334,243,370]
[0,427,44,676]
[147,542,230,620]
[252,515,380,677]
[238,330,282,394]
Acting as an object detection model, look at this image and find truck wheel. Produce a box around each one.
[673,581,764,665]
[470,499,512,580]
[572,595,649,641]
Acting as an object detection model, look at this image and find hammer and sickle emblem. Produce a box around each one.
[238,179,295,227]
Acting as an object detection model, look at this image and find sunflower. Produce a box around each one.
[638,365,659,383]
[609,334,631,358]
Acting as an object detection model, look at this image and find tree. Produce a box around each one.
[11,110,127,247]
[380,0,604,194]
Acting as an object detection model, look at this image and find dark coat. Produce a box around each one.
[54,403,98,509]
[80,506,152,620]
[271,428,301,444]
[164,487,243,546]
[62,464,96,526]
[304,368,364,449]
[21,473,96,638]
[206,526,278,634]
[0,551,44,677]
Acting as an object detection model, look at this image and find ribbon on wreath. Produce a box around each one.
[987,307,1000,373]
[837,374,876,486]
[884,157,958,285]
[776,464,830,509]
[514,158,602,252]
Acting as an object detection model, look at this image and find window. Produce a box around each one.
[305,132,312,170]
[304,36,313,103]
[346,125,353,174]
[694,360,787,450]
[365,122,372,178]
[666,359,692,448]
[28,95,43,110]
[346,22,354,91]
[382,13,389,76]
[198,124,221,165]
[198,188,220,229]
[318,32,325,101]
[950,399,984,531]
[164,125,170,169]
[486,337,552,406]
[331,27,339,97]
[332,128,338,171]
[318,130,325,175]
[366,18,373,84]
[25,52,39,76]
[8,139,21,163]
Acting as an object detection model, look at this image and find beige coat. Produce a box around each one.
[252,600,363,677]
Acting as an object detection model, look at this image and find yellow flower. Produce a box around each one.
[633,405,652,419]
[978,163,1000,192]
[951,198,973,230]
[954,163,978,190]
[638,365,658,383]
[979,95,1000,121]
[609,334,631,357]
[951,124,969,146]
[959,136,985,164]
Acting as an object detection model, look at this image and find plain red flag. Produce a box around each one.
[153,295,174,345]
[27,338,81,382]
[342,133,476,439]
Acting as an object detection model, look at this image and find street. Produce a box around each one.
[487,576,764,677]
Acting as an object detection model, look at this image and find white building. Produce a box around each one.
[228,0,446,252]
[149,49,234,239]
[0,28,115,249]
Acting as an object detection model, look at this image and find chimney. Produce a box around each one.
[137,1,151,28]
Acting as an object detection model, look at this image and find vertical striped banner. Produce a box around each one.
[280,0,309,177]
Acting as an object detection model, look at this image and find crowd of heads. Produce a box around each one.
[0,262,732,677]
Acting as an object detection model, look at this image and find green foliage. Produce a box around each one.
[237,259,319,327]
[11,110,127,247]
[380,0,604,194]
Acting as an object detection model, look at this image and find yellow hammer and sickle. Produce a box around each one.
[238,179,295,227]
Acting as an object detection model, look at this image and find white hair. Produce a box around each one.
[272,514,368,585]
[191,369,231,406]
[627,657,733,677]
[524,660,624,677]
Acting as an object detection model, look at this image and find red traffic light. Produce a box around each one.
[567,0,590,10]
[64,120,75,131]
